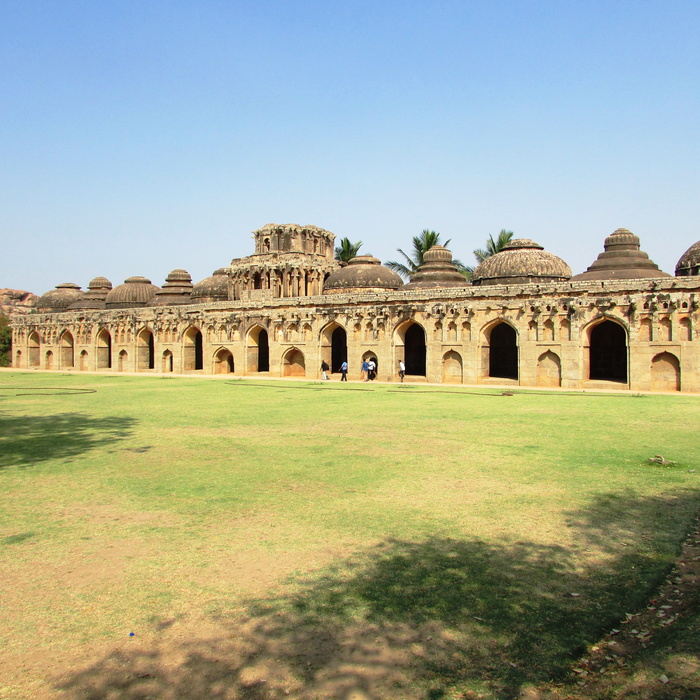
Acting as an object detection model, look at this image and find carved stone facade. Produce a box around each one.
[11,224,700,393]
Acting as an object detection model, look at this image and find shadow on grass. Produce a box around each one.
[0,412,137,469]
[56,490,699,700]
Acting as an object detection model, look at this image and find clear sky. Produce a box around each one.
[1,0,699,295]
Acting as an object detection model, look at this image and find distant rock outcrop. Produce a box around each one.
[0,288,39,317]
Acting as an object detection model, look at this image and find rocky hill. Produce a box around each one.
[0,288,39,317]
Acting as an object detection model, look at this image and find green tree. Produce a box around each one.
[386,229,468,280]
[0,314,12,367]
[334,237,363,263]
[463,229,514,278]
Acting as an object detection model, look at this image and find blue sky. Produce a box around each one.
[2,0,699,294]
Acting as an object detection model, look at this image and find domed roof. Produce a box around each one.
[149,269,194,306]
[68,277,113,310]
[571,228,670,281]
[105,276,160,308]
[323,255,403,294]
[472,239,571,286]
[190,268,229,302]
[37,283,83,312]
[403,245,467,290]
[675,240,700,277]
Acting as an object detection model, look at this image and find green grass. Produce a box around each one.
[0,372,699,699]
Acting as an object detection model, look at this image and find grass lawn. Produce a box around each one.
[1,371,699,699]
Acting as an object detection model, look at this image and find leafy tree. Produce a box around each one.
[0,314,11,367]
[386,229,468,280]
[334,237,363,263]
[463,229,514,278]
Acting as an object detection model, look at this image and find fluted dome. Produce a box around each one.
[190,268,229,302]
[572,228,670,281]
[105,276,160,309]
[403,245,467,290]
[676,240,700,277]
[37,283,83,312]
[323,255,403,294]
[68,277,113,310]
[149,269,194,306]
[472,239,571,286]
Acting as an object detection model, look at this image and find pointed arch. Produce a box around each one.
[162,349,173,373]
[651,352,680,391]
[45,350,54,370]
[214,347,234,374]
[587,319,627,382]
[28,331,40,367]
[394,320,426,376]
[117,349,128,372]
[59,330,74,368]
[246,325,269,372]
[320,321,348,373]
[483,321,518,380]
[183,325,203,371]
[442,350,463,384]
[136,328,155,371]
[537,350,561,387]
[96,328,112,369]
[282,347,306,377]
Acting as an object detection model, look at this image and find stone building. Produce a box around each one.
[10,223,700,393]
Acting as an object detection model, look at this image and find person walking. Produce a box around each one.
[321,360,330,380]
[367,358,376,381]
[361,359,369,382]
[398,359,406,382]
[340,360,348,381]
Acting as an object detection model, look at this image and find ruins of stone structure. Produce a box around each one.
[10,224,700,393]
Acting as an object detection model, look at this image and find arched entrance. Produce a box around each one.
[214,348,234,374]
[589,320,627,382]
[96,329,111,369]
[162,350,173,373]
[184,326,203,371]
[488,322,518,379]
[331,326,348,373]
[282,348,305,376]
[45,350,53,370]
[404,322,426,376]
[247,326,269,372]
[537,350,561,387]
[118,349,128,372]
[651,352,680,391]
[28,332,40,367]
[60,331,74,368]
[137,329,155,370]
[79,350,88,371]
[442,350,463,384]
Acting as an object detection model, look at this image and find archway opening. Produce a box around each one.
[118,349,128,372]
[489,323,518,379]
[331,326,347,373]
[283,348,306,377]
[404,323,426,376]
[97,329,111,369]
[60,331,74,368]
[589,321,627,382]
[253,272,262,290]
[162,350,173,373]
[651,352,680,391]
[137,329,155,370]
[442,350,463,384]
[247,326,269,372]
[45,350,53,370]
[79,350,88,371]
[537,350,561,387]
[28,332,40,367]
[215,348,234,374]
[184,327,203,371]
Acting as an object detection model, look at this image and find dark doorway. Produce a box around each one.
[138,330,155,370]
[194,330,203,370]
[331,326,347,372]
[258,329,269,372]
[590,321,627,382]
[253,272,262,290]
[405,323,426,376]
[489,323,518,379]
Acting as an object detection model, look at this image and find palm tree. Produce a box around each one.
[462,229,514,278]
[334,237,363,263]
[386,229,463,280]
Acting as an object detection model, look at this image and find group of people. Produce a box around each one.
[320,359,406,382]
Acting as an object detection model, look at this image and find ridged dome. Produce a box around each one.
[675,240,700,277]
[37,283,83,312]
[190,268,229,302]
[149,269,194,306]
[323,255,403,294]
[68,277,113,310]
[403,245,466,290]
[472,239,571,286]
[105,276,160,309]
[571,228,670,281]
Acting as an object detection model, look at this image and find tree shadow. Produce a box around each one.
[0,412,137,469]
[56,490,700,699]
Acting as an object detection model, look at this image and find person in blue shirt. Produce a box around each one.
[361,359,369,381]
[340,360,348,381]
